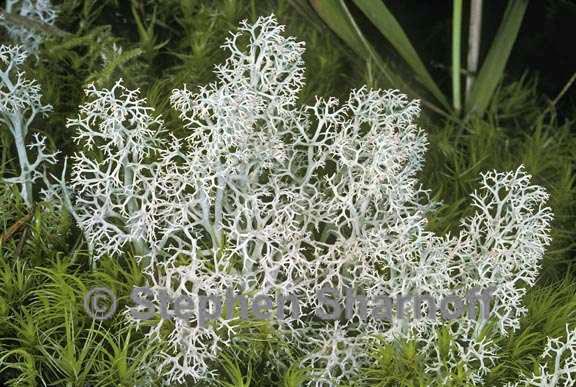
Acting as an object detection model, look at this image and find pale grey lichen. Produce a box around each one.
[63,15,554,386]
[66,80,166,259]
[1,0,58,54]
[0,44,57,206]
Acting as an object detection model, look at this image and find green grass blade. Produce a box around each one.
[452,0,463,113]
[466,0,528,115]
[352,0,449,109]
[309,0,370,58]
[310,0,448,116]
[309,0,410,92]
[287,0,327,30]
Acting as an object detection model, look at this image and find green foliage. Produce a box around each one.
[303,0,529,118]
[353,0,449,110]
[486,276,576,385]
[217,354,253,387]
[466,0,529,114]
[362,277,576,386]
[0,0,574,385]
[0,190,161,386]
[452,0,463,112]
[423,75,576,280]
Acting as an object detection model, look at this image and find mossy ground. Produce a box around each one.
[1,1,575,385]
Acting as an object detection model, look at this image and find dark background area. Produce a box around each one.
[356,0,576,108]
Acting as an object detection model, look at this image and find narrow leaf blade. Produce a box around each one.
[352,0,449,109]
[467,0,528,115]
[310,0,447,115]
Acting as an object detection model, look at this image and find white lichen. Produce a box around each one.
[66,80,165,259]
[1,0,58,53]
[0,44,57,206]
[64,16,553,386]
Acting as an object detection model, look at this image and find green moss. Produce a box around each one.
[1,0,575,385]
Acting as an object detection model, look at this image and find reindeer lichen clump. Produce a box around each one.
[0,45,57,207]
[66,80,165,259]
[508,325,576,387]
[61,16,554,386]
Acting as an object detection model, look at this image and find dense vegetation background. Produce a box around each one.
[0,0,575,385]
